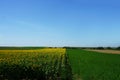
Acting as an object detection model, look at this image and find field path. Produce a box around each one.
[85,49,120,54]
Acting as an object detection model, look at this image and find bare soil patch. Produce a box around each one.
[85,49,120,54]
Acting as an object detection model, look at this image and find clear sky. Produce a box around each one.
[0,0,120,47]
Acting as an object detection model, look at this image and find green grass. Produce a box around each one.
[67,49,120,80]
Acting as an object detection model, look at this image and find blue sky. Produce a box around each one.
[0,0,120,47]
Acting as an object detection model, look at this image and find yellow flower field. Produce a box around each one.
[0,48,69,80]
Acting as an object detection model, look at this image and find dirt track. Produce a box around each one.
[86,49,120,54]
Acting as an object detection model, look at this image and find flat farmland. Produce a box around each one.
[67,49,120,80]
[0,47,120,80]
[0,48,71,80]
[85,49,120,54]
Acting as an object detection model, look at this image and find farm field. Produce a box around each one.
[0,47,120,80]
[85,49,120,54]
[67,49,120,80]
[0,48,72,80]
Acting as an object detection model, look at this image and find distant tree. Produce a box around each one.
[106,47,112,50]
[97,47,104,50]
[80,47,86,49]
[116,46,120,50]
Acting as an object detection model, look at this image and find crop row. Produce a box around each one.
[0,48,70,80]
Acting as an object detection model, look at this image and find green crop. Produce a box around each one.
[67,49,120,80]
[2,48,119,80]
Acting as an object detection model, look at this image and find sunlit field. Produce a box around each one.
[67,49,120,80]
[0,47,120,80]
[0,48,71,80]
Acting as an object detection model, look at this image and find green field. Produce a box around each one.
[0,47,120,80]
[67,49,120,80]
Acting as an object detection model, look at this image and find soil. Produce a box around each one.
[85,49,120,54]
